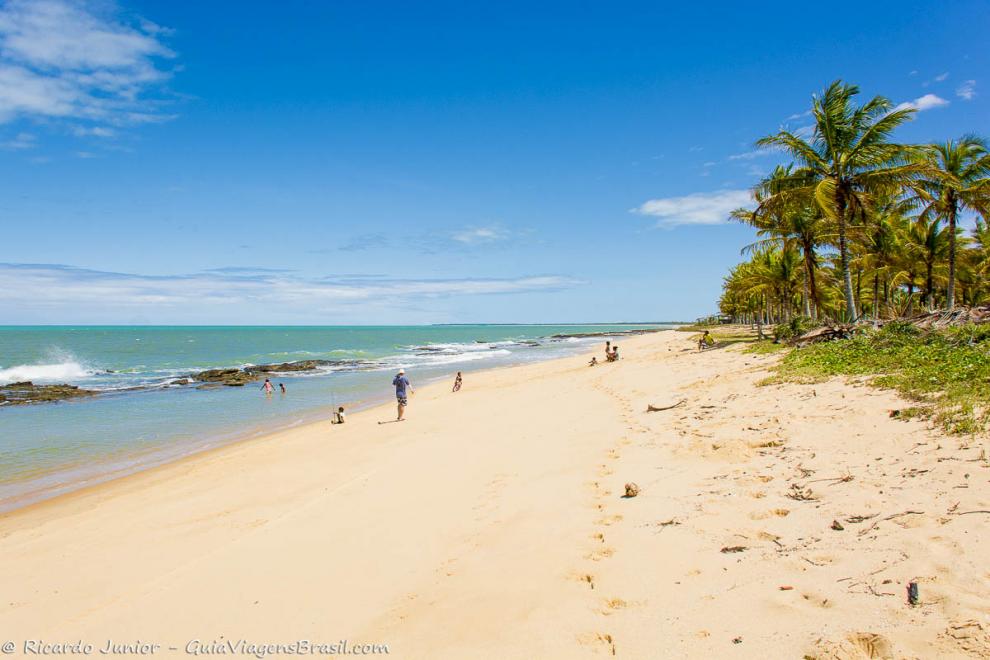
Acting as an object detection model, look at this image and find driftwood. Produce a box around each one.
[907,305,990,330]
[791,324,855,347]
[647,400,686,412]
[791,305,990,348]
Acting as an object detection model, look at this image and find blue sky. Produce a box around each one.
[1,0,987,324]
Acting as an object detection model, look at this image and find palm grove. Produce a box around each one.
[719,81,990,331]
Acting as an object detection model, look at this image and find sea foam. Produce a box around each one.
[0,361,93,385]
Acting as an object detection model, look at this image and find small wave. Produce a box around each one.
[407,340,529,354]
[383,349,512,368]
[0,361,94,385]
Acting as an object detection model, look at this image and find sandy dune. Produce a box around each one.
[1,330,988,658]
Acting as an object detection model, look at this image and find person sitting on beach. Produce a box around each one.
[452,371,463,392]
[606,345,619,362]
[698,330,715,351]
[393,369,412,421]
[261,378,274,395]
[589,356,598,367]
[332,406,346,424]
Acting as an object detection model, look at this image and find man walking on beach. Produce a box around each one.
[393,369,412,421]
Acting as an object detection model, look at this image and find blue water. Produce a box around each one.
[0,325,672,511]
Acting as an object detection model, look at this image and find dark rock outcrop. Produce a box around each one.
[192,368,259,387]
[0,381,98,406]
[190,359,335,387]
[244,360,333,374]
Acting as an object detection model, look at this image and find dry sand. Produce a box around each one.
[1,330,988,658]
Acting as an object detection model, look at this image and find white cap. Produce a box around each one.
[398,368,405,374]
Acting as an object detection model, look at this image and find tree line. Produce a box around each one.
[718,80,990,328]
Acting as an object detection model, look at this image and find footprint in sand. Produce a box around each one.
[568,571,597,590]
[800,590,833,608]
[576,633,615,656]
[600,598,628,615]
[586,547,615,561]
[595,514,623,526]
[809,632,894,659]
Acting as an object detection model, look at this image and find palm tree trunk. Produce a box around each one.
[802,241,820,320]
[925,262,935,311]
[756,295,765,339]
[872,273,880,322]
[946,201,957,309]
[836,192,858,322]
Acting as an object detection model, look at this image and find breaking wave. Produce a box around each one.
[0,360,94,385]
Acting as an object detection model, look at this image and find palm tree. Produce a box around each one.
[853,193,913,319]
[732,165,826,319]
[913,136,990,309]
[903,215,950,311]
[756,80,919,321]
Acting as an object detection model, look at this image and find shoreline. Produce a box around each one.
[1,328,669,514]
[0,332,630,519]
[2,329,986,658]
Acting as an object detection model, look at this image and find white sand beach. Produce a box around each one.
[1,330,988,658]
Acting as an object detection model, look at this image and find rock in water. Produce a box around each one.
[192,368,259,386]
[0,381,98,406]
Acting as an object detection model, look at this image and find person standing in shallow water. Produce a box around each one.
[393,369,412,420]
[261,378,274,396]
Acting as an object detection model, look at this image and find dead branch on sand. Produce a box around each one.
[646,400,686,412]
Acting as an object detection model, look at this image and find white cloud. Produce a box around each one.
[631,189,752,228]
[935,72,949,82]
[0,0,175,127]
[0,264,581,317]
[72,125,115,137]
[785,110,811,121]
[894,93,949,113]
[1,130,34,149]
[957,80,976,101]
[727,150,767,161]
[450,226,510,245]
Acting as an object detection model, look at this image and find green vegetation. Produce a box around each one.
[717,80,990,325]
[743,340,789,355]
[768,323,990,434]
[708,79,990,434]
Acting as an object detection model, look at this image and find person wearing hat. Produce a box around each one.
[392,368,413,421]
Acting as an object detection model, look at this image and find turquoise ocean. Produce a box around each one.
[0,324,673,512]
